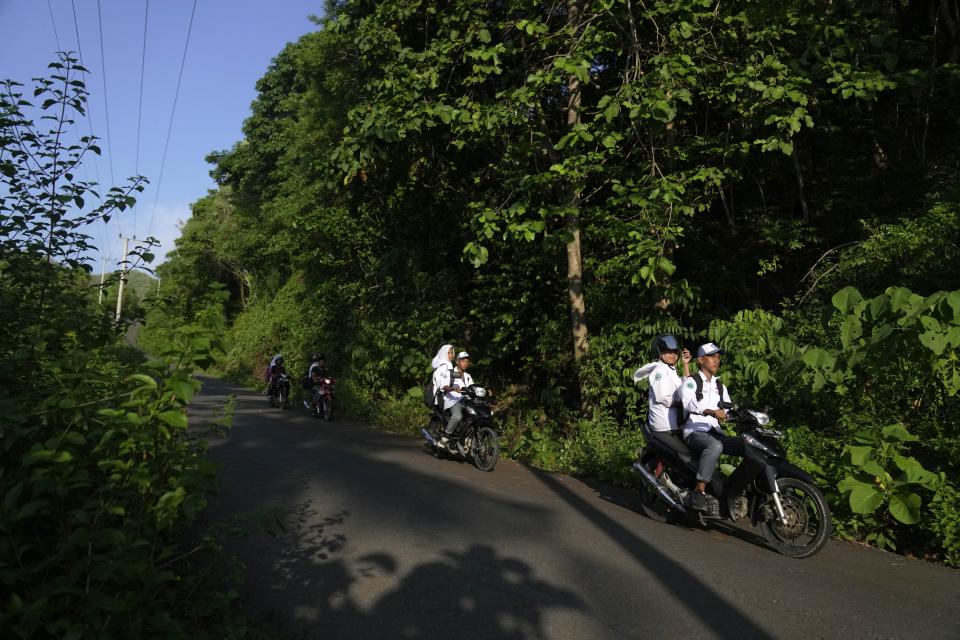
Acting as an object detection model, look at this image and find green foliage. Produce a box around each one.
[712,285,960,559]
[837,426,942,541]
[0,56,244,637]
[153,0,960,564]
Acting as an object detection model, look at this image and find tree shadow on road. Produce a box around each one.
[534,471,776,640]
[232,499,584,640]
[579,476,775,552]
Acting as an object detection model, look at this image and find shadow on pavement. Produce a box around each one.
[534,470,775,640]
[227,498,584,639]
[580,476,774,552]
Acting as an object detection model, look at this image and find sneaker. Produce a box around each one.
[688,490,708,512]
[303,400,310,410]
[437,435,450,450]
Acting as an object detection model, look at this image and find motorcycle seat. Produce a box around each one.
[645,429,696,466]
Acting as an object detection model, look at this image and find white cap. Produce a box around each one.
[456,351,471,360]
[697,342,725,357]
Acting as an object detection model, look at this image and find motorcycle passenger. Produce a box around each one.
[266,354,287,397]
[440,351,475,450]
[429,344,457,450]
[680,342,745,512]
[632,335,692,448]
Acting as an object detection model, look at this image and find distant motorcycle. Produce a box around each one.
[309,376,336,421]
[421,385,500,472]
[268,374,291,410]
[632,402,832,558]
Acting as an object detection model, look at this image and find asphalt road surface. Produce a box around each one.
[192,377,960,640]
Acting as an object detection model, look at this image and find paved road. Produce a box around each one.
[192,377,960,640]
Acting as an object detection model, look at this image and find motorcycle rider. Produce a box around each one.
[439,351,475,450]
[632,335,692,448]
[303,353,331,410]
[266,354,287,398]
[680,342,745,512]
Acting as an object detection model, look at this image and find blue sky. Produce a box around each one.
[0,0,325,269]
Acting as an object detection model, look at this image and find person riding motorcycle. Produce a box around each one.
[632,335,692,449]
[440,351,477,446]
[266,354,287,398]
[303,353,332,411]
[680,342,745,512]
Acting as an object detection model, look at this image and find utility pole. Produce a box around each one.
[115,234,134,323]
[98,255,107,305]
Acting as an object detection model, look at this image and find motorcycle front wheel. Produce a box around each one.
[760,477,832,558]
[323,397,333,421]
[472,426,499,472]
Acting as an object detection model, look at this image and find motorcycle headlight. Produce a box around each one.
[473,386,487,398]
[747,410,770,426]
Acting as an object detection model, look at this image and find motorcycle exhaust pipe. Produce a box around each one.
[421,428,437,446]
[632,462,688,515]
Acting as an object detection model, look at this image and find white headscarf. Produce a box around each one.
[269,353,283,369]
[431,344,454,370]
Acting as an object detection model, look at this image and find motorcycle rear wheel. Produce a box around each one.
[472,426,499,472]
[760,477,832,558]
[427,417,446,456]
[636,458,680,524]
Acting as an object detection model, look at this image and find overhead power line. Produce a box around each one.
[70,0,116,261]
[46,0,61,49]
[96,0,116,188]
[134,0,151,237]
[148,0,199,244]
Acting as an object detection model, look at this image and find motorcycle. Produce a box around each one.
[308,376,336,421]
[421,384,500,472]
[632,402,832,558]
[268,373,291,409]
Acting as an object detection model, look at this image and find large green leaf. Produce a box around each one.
[849,484,884,515]
[832,286,863,314]
[888,491,921,524]
[881,424,919,443]
[847,445,874,466]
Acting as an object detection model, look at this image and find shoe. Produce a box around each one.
[688,491,708,512]
[437,435,450,450]
[303,400,310,409]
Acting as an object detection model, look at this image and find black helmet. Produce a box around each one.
[650,335,681,359]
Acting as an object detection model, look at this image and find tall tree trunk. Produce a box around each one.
[565,1,588,365]
[791,143,810,223]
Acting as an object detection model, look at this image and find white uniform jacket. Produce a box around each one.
[634,360,683,432]
[432,363,466,410]
[448,370,474,408]
[680,371,731,439]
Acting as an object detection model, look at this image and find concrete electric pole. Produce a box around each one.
[98,255,107,305]
[115,234,134,323]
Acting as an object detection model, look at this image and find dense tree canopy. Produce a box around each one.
[151,0,960,561]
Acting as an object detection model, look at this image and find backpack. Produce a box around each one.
[422,375,435,408]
